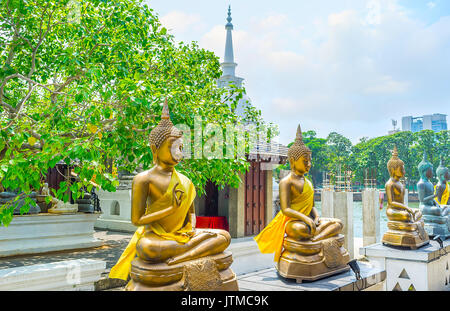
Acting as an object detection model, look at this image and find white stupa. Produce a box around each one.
[217,6,252,118]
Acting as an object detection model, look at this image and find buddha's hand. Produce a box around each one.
[182,231,196,238]
[406,207,414,217]
[305,218,316,236]
[172,182,184,208]
[314,217,320,226]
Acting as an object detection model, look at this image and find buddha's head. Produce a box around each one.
[149,99,184,166]
[436,155,448,183]
[418,151,433,180]
[387,145,405,179]
[288,124,312,176]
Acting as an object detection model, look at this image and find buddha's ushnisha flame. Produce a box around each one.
[149,98,183,149]
[288,124,311,161]
[392,145,398,157]
[436,154,448,178]
[387,144,404,174]
[418,150,433,176]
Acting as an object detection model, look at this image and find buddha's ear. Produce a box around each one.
[150,144,157,164]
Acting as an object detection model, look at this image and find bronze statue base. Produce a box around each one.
[126,251,238,291]
[276,234,350,283]
[382,220,429,249]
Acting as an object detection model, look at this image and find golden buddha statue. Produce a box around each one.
[109,100,238,291]
[255,125,350,283]
[381,146,429,249]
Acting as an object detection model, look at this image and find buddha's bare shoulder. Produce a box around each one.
[132,169,157,185]
[279,173,293,189]
[385,179,395,187]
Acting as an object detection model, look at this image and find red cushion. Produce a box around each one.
[196,216,229,231]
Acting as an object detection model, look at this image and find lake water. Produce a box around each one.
[314,201,420,239]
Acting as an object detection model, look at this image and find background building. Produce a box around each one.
[401,114,447,133]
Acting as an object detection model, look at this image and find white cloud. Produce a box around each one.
[328,10,357,26]
[266,51,306,72]
[427,2,436,9]
[160,11,205,35]
[254,14,289,29]
[364,76,410,94]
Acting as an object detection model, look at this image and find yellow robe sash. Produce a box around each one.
[254,178,314,262]
[435,182,449,205]
[109,169,196,280]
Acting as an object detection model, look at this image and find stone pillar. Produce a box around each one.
[362,189,380,247]
[333,191,354,259]
[228,172,245,238]
[265,170,274,224]
[321,189,334,218]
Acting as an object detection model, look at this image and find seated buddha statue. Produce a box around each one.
[434,155,449,208]
[419,154,450,238]
[109,100,238,291]
[255,125,350,283]
[382,146,429,249]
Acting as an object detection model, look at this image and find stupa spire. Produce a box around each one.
[218,5,244,89]
[223,5,236,75]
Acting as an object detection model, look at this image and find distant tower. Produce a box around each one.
[388,119,400,135]
[218,5,244,89]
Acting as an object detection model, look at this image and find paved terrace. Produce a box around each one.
[0,229,371,291]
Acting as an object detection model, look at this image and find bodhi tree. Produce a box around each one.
[0,0,274,226]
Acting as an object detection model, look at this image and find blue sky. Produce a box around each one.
[146,0,450,145]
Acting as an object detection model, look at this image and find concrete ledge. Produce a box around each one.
[95,218,137,233]
[237,261,386,291]
[360,240,450,262]
[360,240,450,290]
[228,237,274,275]
[0,259,106,290]
[0,213,103,257]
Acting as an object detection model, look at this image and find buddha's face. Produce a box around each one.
[426,167,433,179]
[290,154,311,176]
[437,171,446,183]
[439,170,450,182]
[391,165,405,179]
[152,135,184,166]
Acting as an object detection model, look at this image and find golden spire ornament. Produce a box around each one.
[287,124,311,161]
[149,98,182,149]
[387,145,404,175]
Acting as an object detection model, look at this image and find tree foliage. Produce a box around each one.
[0,0,275,226]
[276,128,449,189]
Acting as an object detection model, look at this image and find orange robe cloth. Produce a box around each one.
[254,178,314,262]
[108,169,196,281]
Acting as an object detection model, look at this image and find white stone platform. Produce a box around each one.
[360,240,450,291]
[238,261,385,291]
[95,189,137,232]
[0,213,102,257]
[0,259,106,290]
